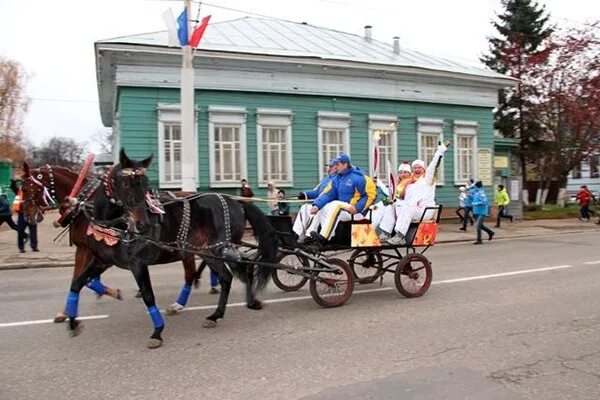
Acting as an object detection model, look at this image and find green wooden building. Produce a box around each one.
[95,18,515,212]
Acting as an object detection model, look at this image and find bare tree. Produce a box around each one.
[0,57,29,162]
[90,127,114,154]
[30,136,85,169]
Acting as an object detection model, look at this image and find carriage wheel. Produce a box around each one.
[394,253,432,298]
[349,249,384,284]
[309,258,354,308]
[272,253,309,292]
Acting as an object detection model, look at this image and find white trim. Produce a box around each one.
[256,109,294,187]
[368,115,398,178]
[208,106,248,188]
[417,118,445,186]
[317,112,351,177]
[453,120,478,185]
[156,104,198,189]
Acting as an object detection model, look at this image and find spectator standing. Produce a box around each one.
[266,181,279,215]
[471,181,495,245]
[494,184,514,227]
[10,176,37,253]
[276,190,290,216]
[240,179,254,198]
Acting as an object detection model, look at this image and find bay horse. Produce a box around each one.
[20,163,199,322]
[58,149,277,348]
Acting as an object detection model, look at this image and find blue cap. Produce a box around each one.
[327,158,337,167]
[335,152,351,164]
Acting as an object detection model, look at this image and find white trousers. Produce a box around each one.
[368,201,386,230]
[307,201,364,240]
[292,204,314,239]
[395,204,436,237]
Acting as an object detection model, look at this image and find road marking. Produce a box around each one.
[584,260,600,265]
[0,314,109,328]
[0,263,583,328]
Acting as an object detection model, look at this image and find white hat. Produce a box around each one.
[459,186,466,192]
[412,159,425,169]
[398,162,411,173]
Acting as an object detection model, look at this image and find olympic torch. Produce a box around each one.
[53,153,95,228]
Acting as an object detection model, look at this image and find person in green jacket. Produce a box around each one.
[494,184,513,227]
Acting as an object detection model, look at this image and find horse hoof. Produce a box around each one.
[248,301,263,310]
[203,319,217,329]
[69,323,83,337]
[54,314,67,323]
[165,303,184,316]
[147,338,163,349]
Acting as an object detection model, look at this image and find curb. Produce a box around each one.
[0,228,597,271]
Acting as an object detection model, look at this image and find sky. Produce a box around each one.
[0,0,598,153]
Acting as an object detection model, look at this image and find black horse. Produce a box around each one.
[65,149,277,348]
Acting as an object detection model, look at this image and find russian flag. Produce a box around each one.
[176,8,189,46]
[190,15,211,47]
[162,8,178,47]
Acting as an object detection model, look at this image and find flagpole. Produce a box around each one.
[180,0,197,191]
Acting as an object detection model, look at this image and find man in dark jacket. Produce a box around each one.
[0,193,18,232]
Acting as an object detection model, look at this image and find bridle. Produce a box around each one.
[21,165,58,210]
[102,166,147,206]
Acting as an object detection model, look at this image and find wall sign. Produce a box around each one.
[478,149,493,186]
[494,156,508,169]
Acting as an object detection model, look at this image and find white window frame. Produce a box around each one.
[453,120,479,185]
[157,103,198,189]
[256,108,294,188]
[208,106,247,188]
[317,111,350,177]
[368,114,398,178]
[417,117,445,186]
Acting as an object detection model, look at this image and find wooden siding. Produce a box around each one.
[116,87,495,208]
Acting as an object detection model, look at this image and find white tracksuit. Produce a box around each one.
[393,144,447,236]
[293,204,319,239]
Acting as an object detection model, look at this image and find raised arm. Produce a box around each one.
[424,141,451,185]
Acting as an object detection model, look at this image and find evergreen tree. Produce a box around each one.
[481,0,553,187]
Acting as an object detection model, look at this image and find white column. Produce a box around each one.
[180,0,197,191]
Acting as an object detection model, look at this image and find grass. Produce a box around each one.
[522,204,587,220]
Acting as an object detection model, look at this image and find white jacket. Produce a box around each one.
[404,144,448,208]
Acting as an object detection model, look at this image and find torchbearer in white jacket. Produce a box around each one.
[384,140,451,245]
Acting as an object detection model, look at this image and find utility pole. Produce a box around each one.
[180,0,197,191]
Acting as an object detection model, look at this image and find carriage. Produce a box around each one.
[243,205,443,308]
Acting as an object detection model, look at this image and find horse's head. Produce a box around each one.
[108,148,153,232]
[19,162,56,224]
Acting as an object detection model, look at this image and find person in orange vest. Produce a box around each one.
[11,175,37,253]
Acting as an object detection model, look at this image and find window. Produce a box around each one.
[417,118,445,184]
[157,103,198,188]
[453,120,478,184]
[590,154,599,179]
[257,109,293,187]
[368,114,397,178]
[208,106,247,187]
[318,111,350,176]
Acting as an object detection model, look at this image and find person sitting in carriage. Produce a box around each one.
[292,158,337,242]
[379,140,451,245]
[371,161,413,231]
[307,153,377,243]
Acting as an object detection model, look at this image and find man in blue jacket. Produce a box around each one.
[471,181,495,245]
[292,159,337,241]
[307,153,376,242]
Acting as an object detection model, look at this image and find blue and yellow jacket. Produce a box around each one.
[313,166,376,214]
[303,174,334,200]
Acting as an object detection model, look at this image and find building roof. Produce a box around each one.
[98,17,507,80]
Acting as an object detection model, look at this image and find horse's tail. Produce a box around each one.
[240,201,278,290]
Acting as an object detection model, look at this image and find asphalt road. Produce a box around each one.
[1,231,599,400]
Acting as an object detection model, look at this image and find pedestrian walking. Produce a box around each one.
[456,186,474,230]
[276,189,290,216]
[495,184,513,227]
[240,178,254,198]
[266,181,279,215]
[575,185,594,222]
[471,181,494,245]
[10,176,37,253]
[0,193,19,232]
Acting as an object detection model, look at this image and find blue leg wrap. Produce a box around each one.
[85,278,107,295]
[65,291,79,318]
[210,271,219,288]
[176,284,192,306]
[147,305,164,329]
